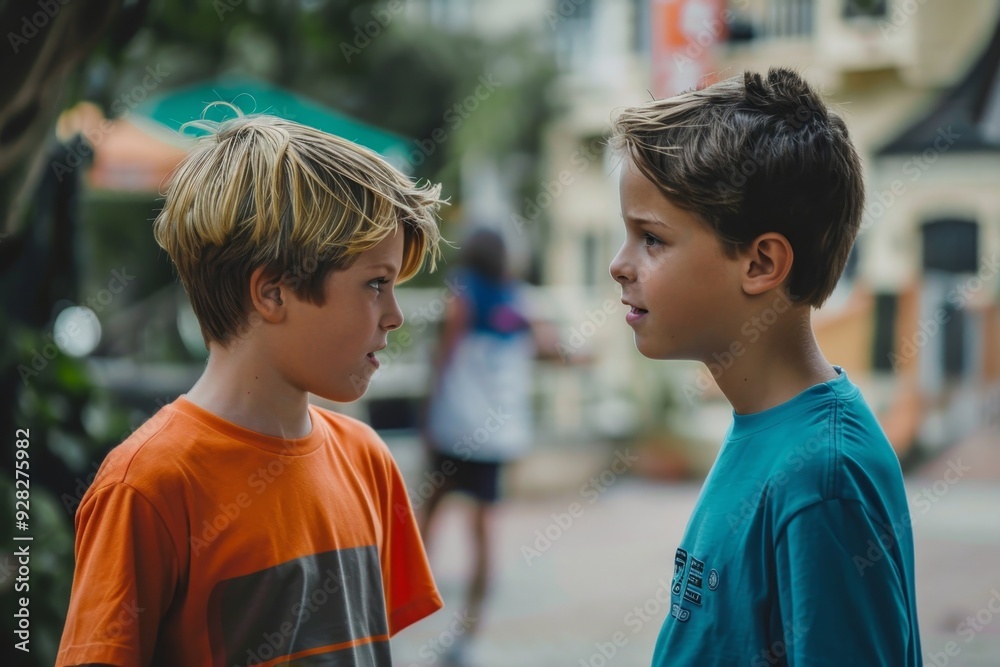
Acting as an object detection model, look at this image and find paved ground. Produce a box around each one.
[387,429,1000,667]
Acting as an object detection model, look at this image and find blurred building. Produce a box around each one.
[410,0,1000,473]
[65,1,1000,471]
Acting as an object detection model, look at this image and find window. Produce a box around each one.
[922,219,978,274]
[842,0,887,19]
[919,219,979,385]
[552,0,595,71]
[754,0,815,39]
[941,301,966,378]
[631,0,649,53]
[871,293,897,372]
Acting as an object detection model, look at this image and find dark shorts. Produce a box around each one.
[431,452,503,504]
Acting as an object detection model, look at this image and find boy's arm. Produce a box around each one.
[57,483,179,667]
[774,498,916,666]
[378,446,444,634]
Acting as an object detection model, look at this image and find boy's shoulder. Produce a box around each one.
[88,400,392,499]
[309,404,393,461]
[87,404,178,495]
[739,371,904,518]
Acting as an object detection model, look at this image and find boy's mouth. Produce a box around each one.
[625,306,648,325]
[366,351,380,369]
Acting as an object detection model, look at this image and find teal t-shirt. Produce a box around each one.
[652,367,921,666]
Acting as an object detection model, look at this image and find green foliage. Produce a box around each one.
[1,318,137,662]
[78,192,176,306]
[1,474,75,666]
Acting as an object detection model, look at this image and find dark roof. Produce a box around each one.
[878,19,1000,155]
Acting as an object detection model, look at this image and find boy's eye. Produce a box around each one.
[368,278,389,293]
[642,233,662,248]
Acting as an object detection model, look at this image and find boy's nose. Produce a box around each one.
[383,293,404,330]
[610,245,634,285]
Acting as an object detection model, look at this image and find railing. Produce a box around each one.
[742,0,815,40]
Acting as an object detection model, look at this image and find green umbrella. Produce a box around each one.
[135,76,412,167]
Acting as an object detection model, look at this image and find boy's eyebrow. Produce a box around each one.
[624,213,667,228]
[365,262,401,275]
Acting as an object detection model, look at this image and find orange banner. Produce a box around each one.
[651,0,728,97]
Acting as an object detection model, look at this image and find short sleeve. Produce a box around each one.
[377,449,443,635]
[774,498,914,666]
[57,483,178,667]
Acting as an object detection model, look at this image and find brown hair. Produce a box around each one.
[611,68,864,306]
[154,108,445,346]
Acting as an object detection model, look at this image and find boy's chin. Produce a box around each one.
[634,338,692,361]
[313,379,370,404]
[634,337,674,361]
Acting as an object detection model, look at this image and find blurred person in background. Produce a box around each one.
[417,227,558,666]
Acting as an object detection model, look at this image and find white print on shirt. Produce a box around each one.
[670,548,720,622]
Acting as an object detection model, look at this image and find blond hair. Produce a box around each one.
[153,108,444,345]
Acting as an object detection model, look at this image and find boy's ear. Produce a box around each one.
[739,233,793,297]
[249,266,287,323]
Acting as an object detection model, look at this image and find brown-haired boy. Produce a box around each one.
[57,112,445,666]
[610,68,921,665]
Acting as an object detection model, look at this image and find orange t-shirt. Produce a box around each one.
[57,397,442,666]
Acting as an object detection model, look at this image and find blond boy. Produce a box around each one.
[58,112,444,666]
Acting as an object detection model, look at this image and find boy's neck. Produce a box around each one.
[709,308,837,416]
[184,343,313,439]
